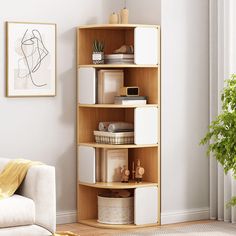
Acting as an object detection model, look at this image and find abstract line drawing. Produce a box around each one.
[7,22,56,97]
[18,29,49,87]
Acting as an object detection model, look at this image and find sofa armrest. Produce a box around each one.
[18,164,56,233]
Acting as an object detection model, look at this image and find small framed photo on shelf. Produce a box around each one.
[6,22,57,97]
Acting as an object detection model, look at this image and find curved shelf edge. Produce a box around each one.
[78,219,160,229]
[78,181,158,189]
[77,64,159,68]
[78,142,158,149]
[78,104,159,108]
[78,24,160,29]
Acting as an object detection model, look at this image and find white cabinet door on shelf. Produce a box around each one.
[78,68,96,104]
[134,27,159,65]
[134,186,158,225]
[134,107,158,145]
[78,146,96,183]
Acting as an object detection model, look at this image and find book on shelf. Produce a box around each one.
[104,54,134,60]
[115,96,148,100]
[115,99,147,105]
[98,70,124,104]
[105,59,134,64]
[114,96,148,105]
[106,149,128,182]
[98,148,128,182]
[95,148,101,182]
[100,149,106,182]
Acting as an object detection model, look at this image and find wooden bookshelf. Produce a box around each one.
[77,24,161,228]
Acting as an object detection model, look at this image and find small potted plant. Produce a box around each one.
[92,40,104,64]
[200,74,236,206]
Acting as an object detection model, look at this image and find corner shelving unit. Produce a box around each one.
[76,24,161,229]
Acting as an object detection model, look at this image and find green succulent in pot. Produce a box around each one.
[200,74,236,206]
[92,40,104,64]
[93,40,104,52]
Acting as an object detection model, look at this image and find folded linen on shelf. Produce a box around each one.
[98,122,134,132]
[98,121,111,131]
[108,122,134,132]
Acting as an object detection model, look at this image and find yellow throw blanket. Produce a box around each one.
[54,232,79,236]
[0,159,40,200]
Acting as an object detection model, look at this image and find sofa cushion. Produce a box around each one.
[0,225,52,236]
[0,194,35,228]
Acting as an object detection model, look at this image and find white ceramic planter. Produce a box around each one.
[92,52,104,64]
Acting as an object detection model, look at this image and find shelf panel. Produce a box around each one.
[79,181,158,189]
[78,142,158,149]
[78,104,158,108]
[78,24,160,30]
[79,219,160,229]
[78,64,159,68]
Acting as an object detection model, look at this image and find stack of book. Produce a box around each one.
[98,70,124,104]
[97,149,128,182]
[78,147,128,184]
[114,96,148,105]
[104,54,134,64]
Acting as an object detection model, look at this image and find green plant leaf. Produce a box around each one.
[200,74,236,206]
[93,39,104,52]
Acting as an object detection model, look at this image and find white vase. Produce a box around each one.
[109,12,119,24]
[120,8,129,24]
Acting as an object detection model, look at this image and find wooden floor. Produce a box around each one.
[57,220,213,236]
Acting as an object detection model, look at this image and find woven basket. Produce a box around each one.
[94,131,134,144]
[97,196,134,224]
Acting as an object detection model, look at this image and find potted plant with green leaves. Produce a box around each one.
[200,74,236,206]
[92,40,104,64]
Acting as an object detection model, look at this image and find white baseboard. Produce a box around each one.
[56,208,209,225]
[161,207,210,225]
[56,210,77,225]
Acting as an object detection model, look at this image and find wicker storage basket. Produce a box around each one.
[97,196,134,224]
[94,131,134,144]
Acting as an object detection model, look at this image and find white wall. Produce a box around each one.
[126,0,210,224]
[0,0,210,225]
[161,0,209,223]
[126,0,161,24]
[230,0,236,73]
[0,0,119,224]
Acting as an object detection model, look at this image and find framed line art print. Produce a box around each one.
[6,22,56,97]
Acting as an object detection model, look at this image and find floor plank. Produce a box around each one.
[57,220,213,236]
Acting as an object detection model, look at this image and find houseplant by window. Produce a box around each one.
[200,74,236,206]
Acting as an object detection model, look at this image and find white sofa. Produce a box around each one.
[0,158,56,236]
